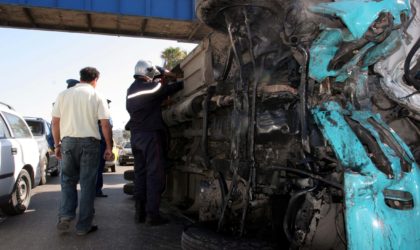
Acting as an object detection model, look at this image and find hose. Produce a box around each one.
[269,166,343,190]
[283,187,317,244]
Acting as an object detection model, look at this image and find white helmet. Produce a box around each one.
[134,60,159,78]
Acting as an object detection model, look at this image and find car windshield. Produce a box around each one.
[25,120,43,136]
[124,143,131,149]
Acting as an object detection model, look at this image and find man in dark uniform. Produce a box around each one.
[96,99,113,198]
[126,60,183,226]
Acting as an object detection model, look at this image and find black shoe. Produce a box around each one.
[135,200,146,223]
[145,215,169,226]
[76,225,98,236]
[96,193,108,198]
[56,218,71,233]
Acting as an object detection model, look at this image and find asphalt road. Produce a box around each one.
[0,165,188,250]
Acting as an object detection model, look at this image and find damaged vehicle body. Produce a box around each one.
[162,0,420,249]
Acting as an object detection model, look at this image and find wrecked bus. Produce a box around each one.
[140,0,420,249]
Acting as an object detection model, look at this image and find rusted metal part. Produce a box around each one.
[298,46,310,153]
[260,84,298,95]
[210,95,233,107]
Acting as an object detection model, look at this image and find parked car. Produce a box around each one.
[118,142,133,166]
[24,117,59,184]
[0,102,40,215]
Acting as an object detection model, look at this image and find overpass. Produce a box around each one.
[0,0,212,41]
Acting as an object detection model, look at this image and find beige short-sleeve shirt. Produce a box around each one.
[52,83,110,140]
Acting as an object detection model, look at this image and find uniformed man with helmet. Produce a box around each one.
[126,60,183,226]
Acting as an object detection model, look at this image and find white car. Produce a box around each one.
[24,117,60,184]
[0,102,40,215]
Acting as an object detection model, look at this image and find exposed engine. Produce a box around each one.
[162,0,420,249]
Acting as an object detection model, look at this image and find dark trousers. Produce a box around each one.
[131,130,166,217]
[96,142,106,194]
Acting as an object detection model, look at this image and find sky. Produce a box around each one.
[0,28,198,129]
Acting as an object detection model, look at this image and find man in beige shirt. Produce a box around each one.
[52,67,113,236]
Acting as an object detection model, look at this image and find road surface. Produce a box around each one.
[0,165,188,250]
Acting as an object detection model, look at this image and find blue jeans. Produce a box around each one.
[58,137,100,232]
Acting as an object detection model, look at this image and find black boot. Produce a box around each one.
[134,200,146,223]
[145,214,169,226]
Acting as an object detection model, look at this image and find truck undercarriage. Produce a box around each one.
[160,0,420,249]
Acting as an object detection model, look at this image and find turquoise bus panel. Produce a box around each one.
[310,0,411,39]
[312,101,420,250]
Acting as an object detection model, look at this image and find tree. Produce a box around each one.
[160,47,187,69]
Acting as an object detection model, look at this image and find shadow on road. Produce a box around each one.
[0,165,186,250]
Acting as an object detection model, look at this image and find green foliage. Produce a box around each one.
[160,47,187,69]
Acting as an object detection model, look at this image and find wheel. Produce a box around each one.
[39,156,47,185]
[196,0,281,32]
[124,170,135,181]
[1,169,32,215]
[50,160,60,177]
[119,159,125,166]
[123,182,134,195]
[111,165,116,172]
[182,224,274,250]
[50,169,59,177]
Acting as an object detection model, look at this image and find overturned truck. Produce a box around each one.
[161,0,420,249]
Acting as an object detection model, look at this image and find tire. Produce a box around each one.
[182,225,275,250]
[1,169,32,215]
[124,170,135,181]
[119,160,125,166]
[196,0,281,32]
[39,156,47,185]
[50,159,60,177]
[50,167,59,177]
[123,182,134,195]
[111,165,116,172]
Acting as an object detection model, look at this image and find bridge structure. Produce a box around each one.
[0,0,212,42]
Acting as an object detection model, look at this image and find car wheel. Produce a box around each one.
[182,224,275,250]
[1,169,32,215]
[119,160,125,166]
[124,170,134,181]
[111,165,116,172]
[39,156,48,185]
[123,182,134,195]
[50,168,59,177]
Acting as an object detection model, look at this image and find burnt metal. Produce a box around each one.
[202,85,216,168]
[162,0,420,248]
[404,37,420,90]
[218,47,234,82]
[297,46,310,153]
[367,118,413,172]
[269,166,343,190]
[283,187,316,246]
[345,116,394,178]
